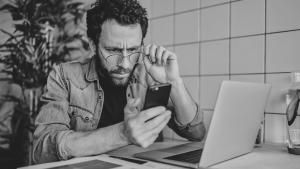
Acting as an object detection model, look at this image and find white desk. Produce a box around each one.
[20,142,300,169]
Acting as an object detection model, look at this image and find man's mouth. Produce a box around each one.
[111,73,130,79]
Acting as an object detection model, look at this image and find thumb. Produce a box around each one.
[124,98,141,118]
[143,55,152,71]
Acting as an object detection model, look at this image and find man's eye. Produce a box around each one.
[128,48,138,53]
[107,49,121,53]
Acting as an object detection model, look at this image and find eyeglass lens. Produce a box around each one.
[106,52,141,64]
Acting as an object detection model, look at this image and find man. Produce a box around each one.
[33,0,206,164]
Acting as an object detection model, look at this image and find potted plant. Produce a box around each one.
[0,0,88,166]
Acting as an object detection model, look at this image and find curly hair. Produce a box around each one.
[87,0,148,44]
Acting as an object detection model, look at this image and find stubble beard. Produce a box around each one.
[95,55,131,87]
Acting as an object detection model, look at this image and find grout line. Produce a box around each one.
[265,112,300,117]
[180,72,290,78]
[172,0,175,140]
[263,1,267,143]
[199,0,202,109]
[149,0,244,21]
[264,0,267,84]
[161,28,300,47]
[199,111,297,116]
[199,72,289,76]
[229,0,232,80]
[201,108,214,111]
[263,1,267,144]
[265,112,286,116]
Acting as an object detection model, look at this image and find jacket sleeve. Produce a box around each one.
[167,103,206,141]
[32,64,73,164]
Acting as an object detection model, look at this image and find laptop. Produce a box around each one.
[134,80,271,168]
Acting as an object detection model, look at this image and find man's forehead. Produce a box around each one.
[99,20,142,47]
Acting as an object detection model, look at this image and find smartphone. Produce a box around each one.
[142,83,171,110]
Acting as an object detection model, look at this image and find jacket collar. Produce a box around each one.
[85,57,102,90]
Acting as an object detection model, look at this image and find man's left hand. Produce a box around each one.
[142,44,181,84]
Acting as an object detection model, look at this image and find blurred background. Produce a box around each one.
[0,0,299,168]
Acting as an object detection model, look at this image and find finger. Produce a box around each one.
[156,46,165,65]
[137,132,159,148]
[149,44,157,64]
[162,50,169,66]
[124,98,141,118]
[143,44,150,55]
[137,112,171,148]
[142,53,152,71]
[138,106,166,122]
[144,110,171,131]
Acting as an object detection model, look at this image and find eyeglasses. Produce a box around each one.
[99,47,142,65]
[286,90,300,126]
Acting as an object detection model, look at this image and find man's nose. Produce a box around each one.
[118,51,131,68]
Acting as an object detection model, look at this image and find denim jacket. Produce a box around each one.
[33,57,206,164]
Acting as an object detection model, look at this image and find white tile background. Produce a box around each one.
[139,0,300,143]
[0,0,298,144]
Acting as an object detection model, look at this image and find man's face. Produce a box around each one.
[96,19,143,86]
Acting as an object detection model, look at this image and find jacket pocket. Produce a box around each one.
[69,106,94,131]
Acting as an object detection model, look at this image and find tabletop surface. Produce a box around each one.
[20,141,300,169]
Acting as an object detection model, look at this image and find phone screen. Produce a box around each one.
[142,83,171,110]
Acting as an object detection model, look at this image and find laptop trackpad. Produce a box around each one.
[164,149,203,163]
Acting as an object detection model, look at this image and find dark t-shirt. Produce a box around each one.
[97,77,127,128]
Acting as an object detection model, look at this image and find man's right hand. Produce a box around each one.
[123,98,171,148]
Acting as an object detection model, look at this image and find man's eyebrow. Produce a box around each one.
[103,46,122,50]
[127,46,140,50]
[104,45,140,50]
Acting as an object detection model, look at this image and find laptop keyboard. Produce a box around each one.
[164,149,203,164]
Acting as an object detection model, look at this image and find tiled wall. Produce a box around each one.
[139,0,300,143]
[1,0,299,144]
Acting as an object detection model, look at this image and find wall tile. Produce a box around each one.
[174,44,199,76]
[200,40,229,75]
[265,114,286,143]
[201,4,230,41]
[202,110,214,132]
[231,35,265,74]
[166,46,174,52]
[200,76,229,109]
[175,0,200,13]
[143,22,152,44]
[175,11,200,44]
[231,0,265,37]
[138,0,152,18]
[266,31,300,73]
[148,0,299,144]
[201,0,229,8]
[152,0,174,18]
[230,74,265,83]
[182,77,200,104]
[267,0,300,33]
[151,17,174,46]
[265,74,290,114]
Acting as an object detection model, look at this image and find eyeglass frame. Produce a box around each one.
[98,45,144,66]
[98,44,164,85]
